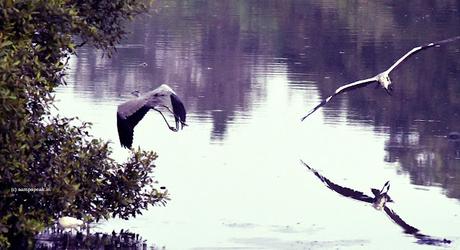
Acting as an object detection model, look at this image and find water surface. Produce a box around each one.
[56,1,460,249]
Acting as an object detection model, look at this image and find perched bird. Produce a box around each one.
[117,84,187,148]
[300,160,451,245]
[58,216,84,231]
[301,35,460,120]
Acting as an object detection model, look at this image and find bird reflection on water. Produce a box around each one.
[300,160,451,245]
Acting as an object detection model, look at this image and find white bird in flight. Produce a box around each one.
[301,35,460,121]
[117,84,187,148]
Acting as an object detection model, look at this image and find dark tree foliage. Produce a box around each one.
[0,0,167,248]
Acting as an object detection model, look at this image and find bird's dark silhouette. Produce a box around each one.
[117,84,187,148]
[300,160,451,245]
[300,160,392,209]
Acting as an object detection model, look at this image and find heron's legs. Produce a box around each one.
[158,105,188,127]
[159,105,188,127]
[153,108,178,132]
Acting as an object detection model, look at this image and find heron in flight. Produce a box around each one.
[117,84,187,148]
[300,160,451,245]
[301,35,460,121]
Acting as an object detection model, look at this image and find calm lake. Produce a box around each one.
[55,1,460,249]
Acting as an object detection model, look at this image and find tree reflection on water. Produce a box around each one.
[68,1,460,199]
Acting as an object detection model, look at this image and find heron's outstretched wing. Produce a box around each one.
[301,77,377,121]
[117,105,150,148]
[386,35,460,74]
[300,160,375,203]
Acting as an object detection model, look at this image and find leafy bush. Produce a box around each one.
[0,0,166,248]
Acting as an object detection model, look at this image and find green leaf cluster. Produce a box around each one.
[0,0,164,248]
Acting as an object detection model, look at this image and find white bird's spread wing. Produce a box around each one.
[386,35,460,74]
[301,76,377,121]
[386,45,430,73]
